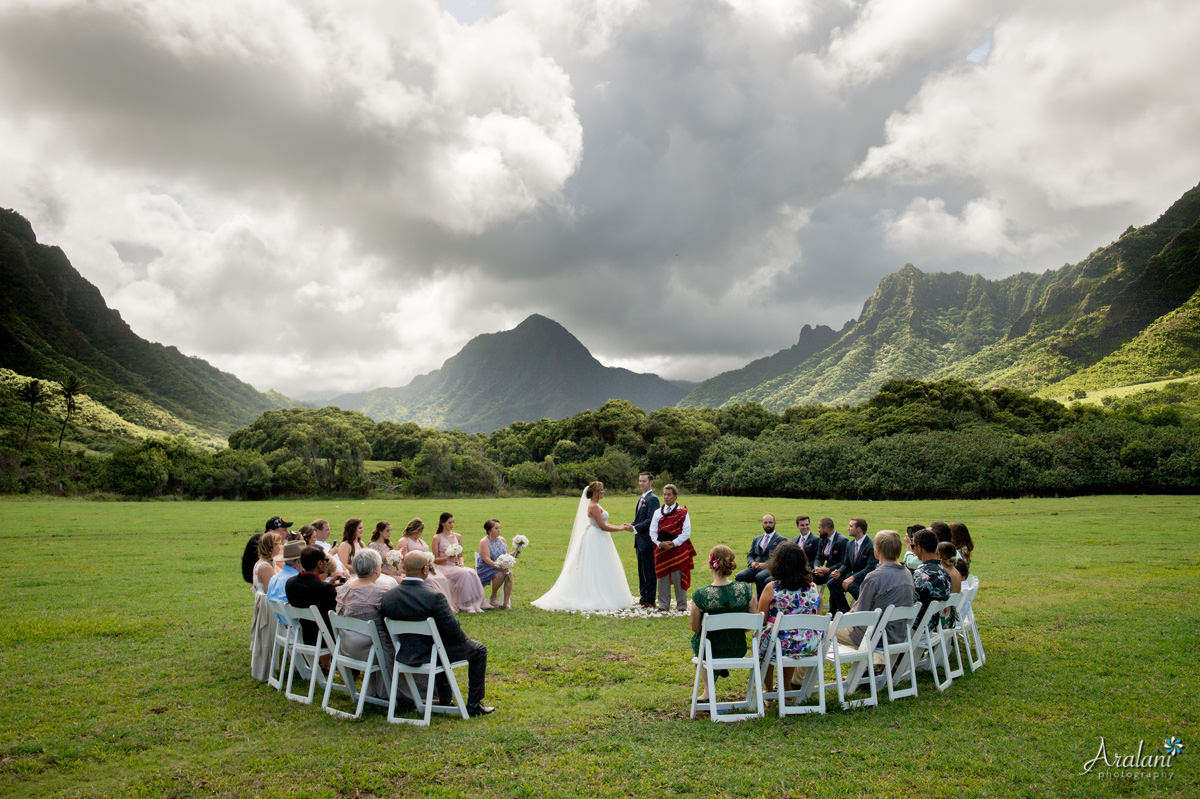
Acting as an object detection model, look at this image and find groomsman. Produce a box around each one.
[809,517,848,588]
[631,472,661,608]
[792,514,821,565]
[827,517,876,617]
[736,514,785,596]
[649,484,696,612]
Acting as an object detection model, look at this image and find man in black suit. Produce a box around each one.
[792,514,820,566]
[285,546,337,646]
[809,517,848,589]
[826,517,877,617]
[631,471,661,608]
[735,514,785,596]
[381,552,494,717]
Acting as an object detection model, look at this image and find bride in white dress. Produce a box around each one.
[532,481,636,612]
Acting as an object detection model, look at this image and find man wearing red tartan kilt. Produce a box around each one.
[648,484,696,612]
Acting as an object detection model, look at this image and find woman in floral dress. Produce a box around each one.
[757,542,822,693]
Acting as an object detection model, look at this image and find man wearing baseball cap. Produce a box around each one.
[265,516,292,534]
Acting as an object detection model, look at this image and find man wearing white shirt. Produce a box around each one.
[310,518,347,578]
[648,484,696,612]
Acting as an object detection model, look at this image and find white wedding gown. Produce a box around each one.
[532,490,634,612]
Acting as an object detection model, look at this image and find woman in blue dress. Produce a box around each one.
[476,519,514,609]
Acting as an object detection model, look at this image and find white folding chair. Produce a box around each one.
[942,593,966,680]
[824,609,883,709]
[284,605,335,705]
[760,613,831,716]
[384,617,470,726]
[878,604,919,702]
[322,613,392,719]
[267,599,298,691]
[689,611,765,722]
[958,580,985,671]
[912,600,953,692]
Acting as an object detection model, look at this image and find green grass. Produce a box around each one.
[1,495,1198,798]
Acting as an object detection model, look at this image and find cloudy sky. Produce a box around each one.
[2,0,1198,398]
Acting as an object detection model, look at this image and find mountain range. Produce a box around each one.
[0,209,287,442]
[679,180,1200,409]
[2,179,1198,442]
[328,314,692,432]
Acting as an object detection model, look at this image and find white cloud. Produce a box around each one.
[2,0,1198,400]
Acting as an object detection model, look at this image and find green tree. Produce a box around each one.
[17,379,43,446]
[56,374,85,449]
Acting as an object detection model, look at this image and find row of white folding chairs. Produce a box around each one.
[266,600,470,726]
[690,579,984,722]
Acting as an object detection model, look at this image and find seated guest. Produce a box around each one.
[809,517,848,589]
[827,517,877,617]
[476,519,514,609]
[335,548,397,698]
[791,514,820,565]
[242,533,263,588]
[902,524,927,571]
[267,540,304,619]
[285,546,338,646]
[930,521,953,545]
[835,531,916,653]
[735,514,785,597]
[951,522,974,564]
[690,545,755,702]
[757,542,822,694]
[910,529,952,633]
[252,532,281,594]
[937,542,964,594]
[243,515,291,587]
[433,513,486,613]
[381,551,495,717]
[310,518,346,576]
[297,525,315,546]
[250,532,282,682]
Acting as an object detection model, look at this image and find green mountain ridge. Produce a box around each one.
[687,180,1200,409]
[0,208,290,444]
[331,314,689,432]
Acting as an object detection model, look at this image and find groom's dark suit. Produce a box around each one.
[632,489,661,606]
[381,577,488,709]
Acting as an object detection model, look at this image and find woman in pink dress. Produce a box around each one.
[397,518,459,614]
[368,520,402,579]
[432,512,486,613]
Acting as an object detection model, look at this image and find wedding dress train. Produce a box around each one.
[532,488,633,612]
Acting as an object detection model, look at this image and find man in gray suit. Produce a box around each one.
[381,552,495,717]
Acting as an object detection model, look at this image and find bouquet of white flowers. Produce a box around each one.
[386,549,404,571]
[445,542,463,558]
[512,534,529,557]
[423,550,437,573]
[495,553,517,571]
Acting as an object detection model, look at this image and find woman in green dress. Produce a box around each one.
[689,545,756,702]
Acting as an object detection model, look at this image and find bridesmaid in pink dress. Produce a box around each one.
[433,513,486,613]
[397,518,459,614]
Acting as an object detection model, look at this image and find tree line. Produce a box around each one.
[2,378,1198,499]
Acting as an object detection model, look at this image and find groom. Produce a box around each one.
[631,471,660,608]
